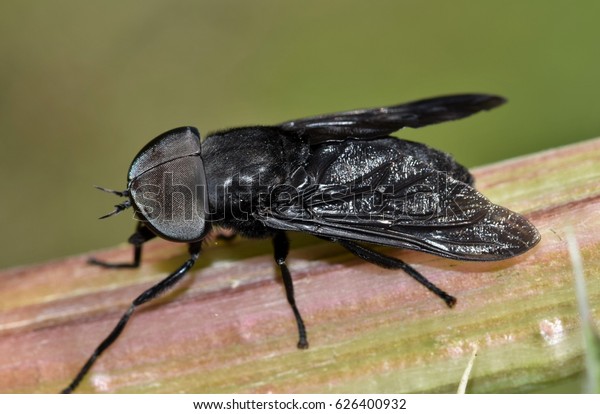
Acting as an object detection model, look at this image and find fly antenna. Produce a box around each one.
[94,185,129,198]
[99,199,131,219]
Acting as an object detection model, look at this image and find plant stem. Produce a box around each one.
[1,138,599,393]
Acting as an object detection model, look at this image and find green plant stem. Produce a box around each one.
[0,137,599,393]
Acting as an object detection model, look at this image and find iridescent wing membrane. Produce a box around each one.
[263,95,540,260]
[260,138,539,260]
[279,94,507,145]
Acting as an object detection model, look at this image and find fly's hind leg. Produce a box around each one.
[338,239,456,307]
[89,222,156,268]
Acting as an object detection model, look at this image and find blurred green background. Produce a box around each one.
[1,0,600,268]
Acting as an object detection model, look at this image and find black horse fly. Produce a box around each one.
[62,94,540,393]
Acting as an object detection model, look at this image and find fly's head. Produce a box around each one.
[97,127,210,242]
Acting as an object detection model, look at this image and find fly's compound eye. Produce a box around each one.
[127,127,209,242]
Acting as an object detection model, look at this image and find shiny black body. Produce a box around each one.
[202,126,475,243]
[202,126,309,237]
[62,94,540,393]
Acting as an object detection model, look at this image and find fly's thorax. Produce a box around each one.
[201,126,309,224]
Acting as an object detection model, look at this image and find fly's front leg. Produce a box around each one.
[62,242,202,393]
[89,222,156,268]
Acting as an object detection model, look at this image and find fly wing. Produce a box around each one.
[278,94,505,145]
[257,138,539,261]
